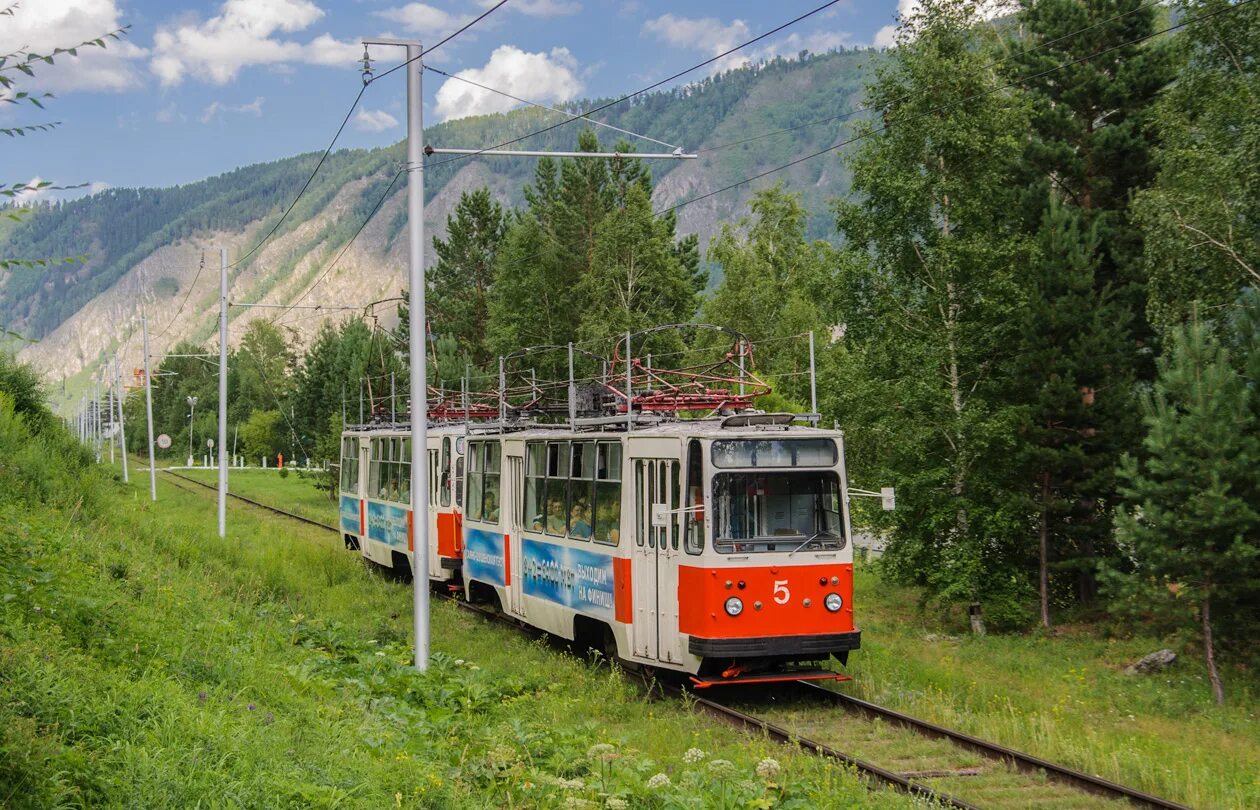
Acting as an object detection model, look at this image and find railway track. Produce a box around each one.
[176,475,1193,810]
[161,469,341,533]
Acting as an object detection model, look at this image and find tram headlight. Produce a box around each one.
[724,597,744,617]
[824,592,844,613]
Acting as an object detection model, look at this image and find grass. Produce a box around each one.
[2,446,921,807]
[841,567,1260,809]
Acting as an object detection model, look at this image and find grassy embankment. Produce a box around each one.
[190,466,1259,808]
[1,427,918,808]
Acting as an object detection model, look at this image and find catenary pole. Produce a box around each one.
[142,315,158,501]
[218,248,229,538]
[365,37,430,671]
[115,356,129,483]
[94,372,101,463]
[808,330,818,417]
[107,362,115,464]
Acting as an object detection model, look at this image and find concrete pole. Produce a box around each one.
[115,357,129,483]
[568,342,576,429]
[625,331,633,433]
[107,362,115,464]
[391,371,396,423]
[403,40,430,671]
[498,356,506,423]
[94,373,101,463]
[218,248,229,538]
[142,316,157,501]
[808,330,818,417]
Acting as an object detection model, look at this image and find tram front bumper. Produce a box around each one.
[688,630,861,659]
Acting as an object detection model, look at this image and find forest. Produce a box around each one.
[116,0,1259,705]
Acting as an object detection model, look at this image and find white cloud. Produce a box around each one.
[200,96,265,123]
[376,3,469,38]
[754,30,854,60]
[434,45,582,122]
[873,1,1006,48]
[150,0,359,86]
[13,176,109,203]
[0,0,146,92]
[354,108,400,132]
[479,0,581,16]
[642,14,753,74]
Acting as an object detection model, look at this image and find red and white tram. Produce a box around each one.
[338,329,867,686]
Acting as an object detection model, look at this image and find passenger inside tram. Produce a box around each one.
[569,500,593,538]
[545,497,566,533]
[483,491,500,523]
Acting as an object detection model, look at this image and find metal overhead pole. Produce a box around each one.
[365,36,429,671]
[218,248,229,538]
[94,373,101,463]
[808,330,818,417]
[142,317,157,501]
[107,362,115,465]
[115,357,129,483]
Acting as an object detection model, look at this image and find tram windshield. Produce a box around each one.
[712,472,844,553]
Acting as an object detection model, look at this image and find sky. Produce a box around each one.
[3,0,910,198]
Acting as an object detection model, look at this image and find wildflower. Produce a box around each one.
[587,743,617,761]
[606,798,628,809]
[755,757,781,781]
[264,712,275,725]
[647,773,671,789]
[682,747,706,764]
[555,777,585,790]
[707,759,735,775]
[247,703,256,711]
[197,691,207,704]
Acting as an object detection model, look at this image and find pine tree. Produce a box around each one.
[1009,198,1136,626]
[428,188,506,368]
[1009,0,1174,355]
[1115,300,1260,704]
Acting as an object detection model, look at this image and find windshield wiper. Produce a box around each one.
[787,531,825,557]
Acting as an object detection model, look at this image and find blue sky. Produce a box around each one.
[4,1,906,196]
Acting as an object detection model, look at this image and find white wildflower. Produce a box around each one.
[606,799,628,810]
[647,772,671,789]
[755,757,782,780]
[587,743,616,760]
[707,759,735,775]
[682,747,706,764]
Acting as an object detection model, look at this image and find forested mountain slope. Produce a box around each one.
[0,48,872,399]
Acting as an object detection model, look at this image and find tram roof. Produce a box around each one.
[342,414,840,440]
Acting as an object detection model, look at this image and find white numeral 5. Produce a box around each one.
[773,579,790,605]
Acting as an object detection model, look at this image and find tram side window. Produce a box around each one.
[567,442,595,540]
[467,443,483,521]
[368,438,382,498]
[544,442,568,536]
[466,441,501,523]
[455,456,464,507]
[396,438,410,505]
[593,442,621,546]
[526,443,546,531]
[440,438,452,507]
[685,439,705,554]
[340,438,359,492]
[483,442,501,523]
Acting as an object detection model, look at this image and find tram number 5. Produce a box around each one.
[773,580,791,605]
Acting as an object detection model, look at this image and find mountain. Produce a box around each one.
[0,48,874,412]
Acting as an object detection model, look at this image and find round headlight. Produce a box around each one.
[724,597,744,616]
[824,592,843,612]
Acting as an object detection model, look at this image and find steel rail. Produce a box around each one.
[789,681,1193,810]
[161,469,340,533]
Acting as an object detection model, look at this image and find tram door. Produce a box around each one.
[506,454,525,617]
[632,458,682,663]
